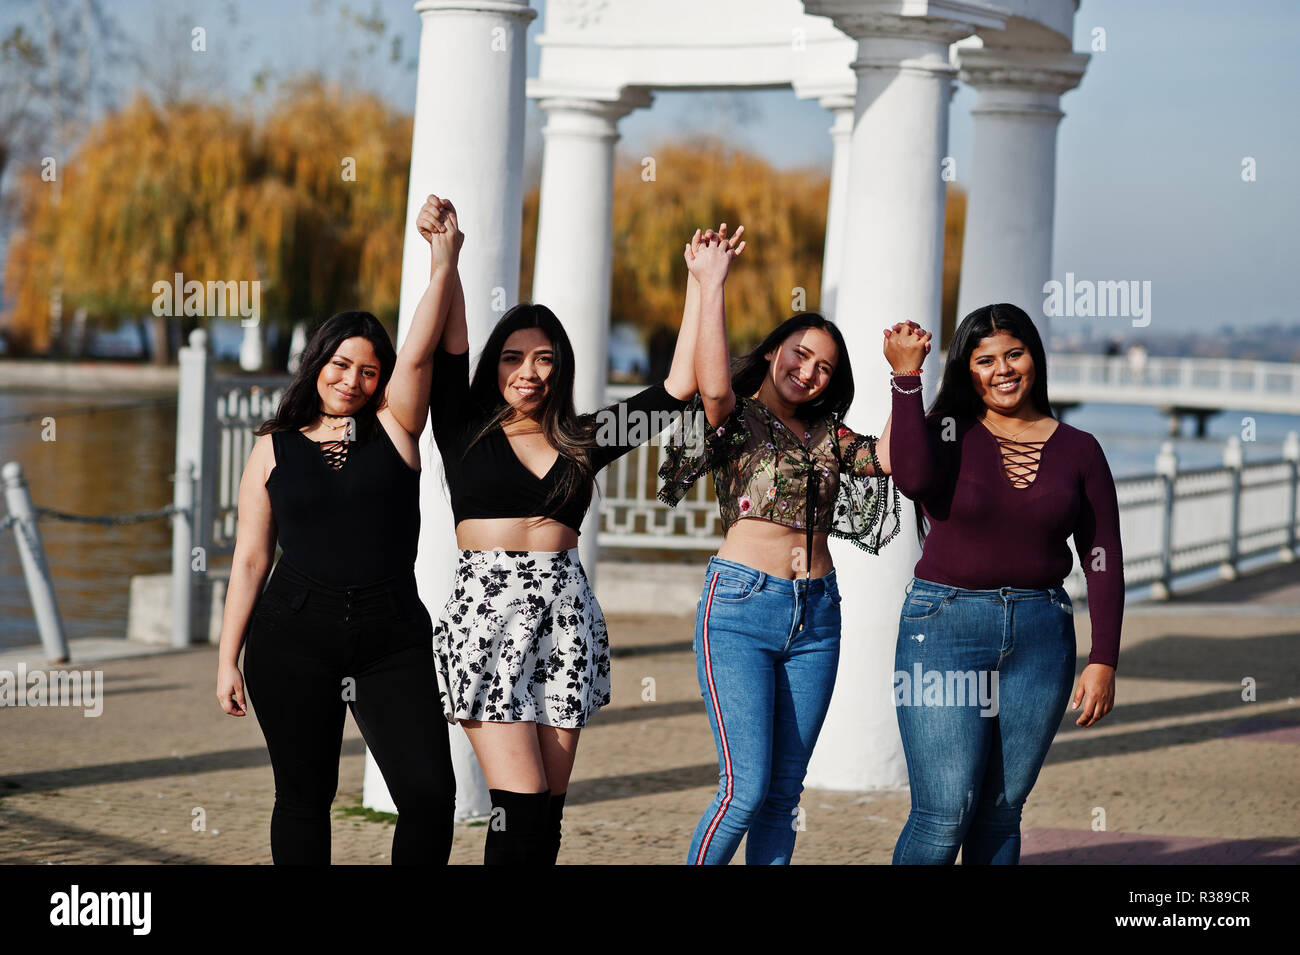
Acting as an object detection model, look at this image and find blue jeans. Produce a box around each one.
[892,576,1076,865]
[687,556,841,865]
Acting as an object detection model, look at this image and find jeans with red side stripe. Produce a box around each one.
[687,555,841,865]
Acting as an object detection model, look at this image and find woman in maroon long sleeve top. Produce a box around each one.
[885,303,1122,865]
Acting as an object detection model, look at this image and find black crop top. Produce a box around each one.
[428,347,692,532]
[265,422,421,587]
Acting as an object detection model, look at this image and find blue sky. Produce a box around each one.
[23,0,1300,335]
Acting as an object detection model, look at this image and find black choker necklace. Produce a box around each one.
[320,411,350,419]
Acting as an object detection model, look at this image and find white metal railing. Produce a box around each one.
[162,336,1300,644]
[1048,354,1300,415]
[1076,435,1300,600]
[212,385,283,551]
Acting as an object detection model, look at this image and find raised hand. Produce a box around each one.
[684,222,745,287]
[714,222,746,257]
[883,321,931,373]
[417,194,464,271]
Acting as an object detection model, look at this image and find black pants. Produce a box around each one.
[243,561,455,864]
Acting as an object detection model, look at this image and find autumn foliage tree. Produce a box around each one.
[611,140,829,378]
[942,183,966,346]
[521,138,966,380]
[3,79,411,361]
[7,98,966,369]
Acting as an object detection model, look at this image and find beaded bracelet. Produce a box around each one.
[889,369,923,377]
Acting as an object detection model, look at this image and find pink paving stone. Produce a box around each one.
[1022,828,1300,864]
[1221,717,1300,745]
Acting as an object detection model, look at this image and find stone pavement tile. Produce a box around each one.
[1221,717,1300,744]
[1023,828,1300,864]
[3,601,1299,865]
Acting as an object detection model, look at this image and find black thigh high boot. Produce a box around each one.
[483,789,552,865]
[547,791,567,865]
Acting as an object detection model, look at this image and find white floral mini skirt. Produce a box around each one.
[432,548,611,728]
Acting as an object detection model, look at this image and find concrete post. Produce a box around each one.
[173,329,214,646]
[1152,441,1179,600]
[171,460,196,649]
[2,461,69,663]
[1283,431,1299,560]
[1221,436,1243,580]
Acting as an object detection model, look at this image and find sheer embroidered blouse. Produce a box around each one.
[657,394,901,554]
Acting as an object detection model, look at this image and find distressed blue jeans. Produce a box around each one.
[687,556,841,865]
[892,576,1076,865]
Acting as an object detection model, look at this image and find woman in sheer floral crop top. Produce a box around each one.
[659,381,899,558]
[656,226,902,865]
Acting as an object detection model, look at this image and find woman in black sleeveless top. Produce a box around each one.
[215,195,463,864]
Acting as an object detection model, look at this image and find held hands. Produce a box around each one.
[417,194,463,271]
[1071,662,1115,727]
[684,222,745,287]
[883,320,931,374]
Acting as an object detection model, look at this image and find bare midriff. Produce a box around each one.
[715,517,834,580]
[455,516,580,553]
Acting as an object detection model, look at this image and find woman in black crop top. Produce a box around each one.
[215,195,463,864]
[657,227,901,864]
[424,227,737,865]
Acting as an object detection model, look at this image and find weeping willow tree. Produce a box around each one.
[942,183,967,347]
[606,139,830,379]
[516,140,967,381]
[260,77,412,337]
[4,166,57,353]
[3,79,411,361]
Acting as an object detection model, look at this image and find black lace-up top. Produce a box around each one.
[428,347,692,532]
[264,423,420,587]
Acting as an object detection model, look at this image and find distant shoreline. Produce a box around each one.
[0,359,289,395]
[0,359,177,395]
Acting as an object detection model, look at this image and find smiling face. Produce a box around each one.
[497,326,554,417]
[316,336,381,417]
[969,330,1036,415]
[765,327,838,407]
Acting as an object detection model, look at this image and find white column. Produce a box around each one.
[238,323,264,372]
[367,0,537,823]
[819,95,855,320]
[801,2,1005,791]
[955,48,1088,327]
[529,90,650,578]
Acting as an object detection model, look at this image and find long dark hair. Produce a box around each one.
[731,313,855,422]
[915,302,1054,542]
[461,302,596,518]
[256,310,396,439]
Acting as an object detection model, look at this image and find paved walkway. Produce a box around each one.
[2,568,1297,864]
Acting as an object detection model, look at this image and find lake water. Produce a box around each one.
[1,388,1297,650]
[0,392,177,650]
